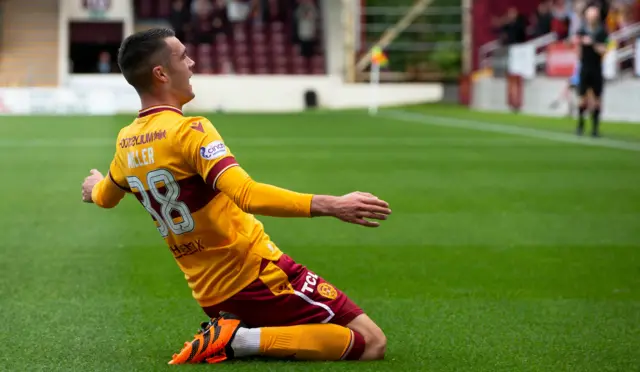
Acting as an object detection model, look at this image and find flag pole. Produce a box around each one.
[369,61,380,115]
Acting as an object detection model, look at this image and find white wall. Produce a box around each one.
[0,75,442,115]
[473,76,640,123]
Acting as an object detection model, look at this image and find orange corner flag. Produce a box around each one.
[371,46,388,67]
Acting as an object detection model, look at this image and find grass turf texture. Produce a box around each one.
[0,104,639,371]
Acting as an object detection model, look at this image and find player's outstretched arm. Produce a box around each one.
[177,116,391,227]
[216,166,391,227]
[82,169,126,208]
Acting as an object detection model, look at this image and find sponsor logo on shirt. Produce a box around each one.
[200,140,227,160]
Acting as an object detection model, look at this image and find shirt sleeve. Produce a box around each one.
[175,116,239,187]
[107,157,130,192]
[91,174,127,208]
[216,164,313,217]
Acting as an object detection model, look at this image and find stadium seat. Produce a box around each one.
[271,32,286,44]
[185,43,196,59]
[270,22,285,33]
[131,0,327,75]
[311,55,325,69]
[136,0,153,18]
[252,32,267,45]
[272,56,289,74]
[253,43,268,57]
[235,43,249,56]
[196,44,213,73]
[234,55,251,75]
[253,55,270,74]
[157,0,171,18]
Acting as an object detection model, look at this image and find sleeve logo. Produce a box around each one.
[200,140,227,160]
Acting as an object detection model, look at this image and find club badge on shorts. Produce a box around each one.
[317,283,337,300]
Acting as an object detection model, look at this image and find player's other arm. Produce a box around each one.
[82,169,126,208]
[215,166,391,227]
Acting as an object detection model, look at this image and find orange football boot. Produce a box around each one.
[168,313,243,365]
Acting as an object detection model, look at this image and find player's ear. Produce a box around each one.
[152,65,169,84]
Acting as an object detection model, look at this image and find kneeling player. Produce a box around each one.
[575,5,608,137]
[81,28,389,364]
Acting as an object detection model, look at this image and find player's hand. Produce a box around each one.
[331,192,392,228]
[582,35,593,45]
[82,169,104,203]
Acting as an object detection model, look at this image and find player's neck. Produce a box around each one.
[139,93,183,112]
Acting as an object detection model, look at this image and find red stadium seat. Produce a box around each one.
[271,22,284,33]
[215,40,230,53]
[234,43,248,56]
[253,45,267,57]
[157,0,171,17]
[271,32,286,44]
[235,55,251,75]
[252,32,267,45]
[185,43,196,59]
[293,66,307,75]
[311,55,325,69]
[253,55,269,71]
[130,0,326,76]
[137,0,153,18]
[199,65,214,74]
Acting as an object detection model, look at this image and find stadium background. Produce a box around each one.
[0,1,639,371]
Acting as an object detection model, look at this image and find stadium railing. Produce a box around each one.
[610,23,640,70]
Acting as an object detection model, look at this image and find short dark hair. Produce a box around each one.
[117,28,175,93]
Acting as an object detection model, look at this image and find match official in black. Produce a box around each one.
[575,5,609,137]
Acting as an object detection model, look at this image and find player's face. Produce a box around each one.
[165,36,196,105]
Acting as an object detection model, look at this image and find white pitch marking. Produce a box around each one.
[381,110,640,152]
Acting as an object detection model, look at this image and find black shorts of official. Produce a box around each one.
[578,70,604,98]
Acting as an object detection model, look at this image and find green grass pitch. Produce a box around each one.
[0,104,639,371]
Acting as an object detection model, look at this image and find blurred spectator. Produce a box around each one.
[295,0,318,58]
[170,0,191,42]
[192,0,213,17]
[606,0,636,31]
[569,0,586,38]
[212,0,231,37]
[495,7,527,45]
[97,51,113,73]
[192,0,214,44]
[132,0,325,75]
[551,0,570,39]
[531,1,553,37]
[227,0,253,23]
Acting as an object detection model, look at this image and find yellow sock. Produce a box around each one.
[257,324,365,361]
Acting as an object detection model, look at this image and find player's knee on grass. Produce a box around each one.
[346,314,387,360]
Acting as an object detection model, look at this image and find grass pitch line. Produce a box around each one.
[383,110,640,152]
